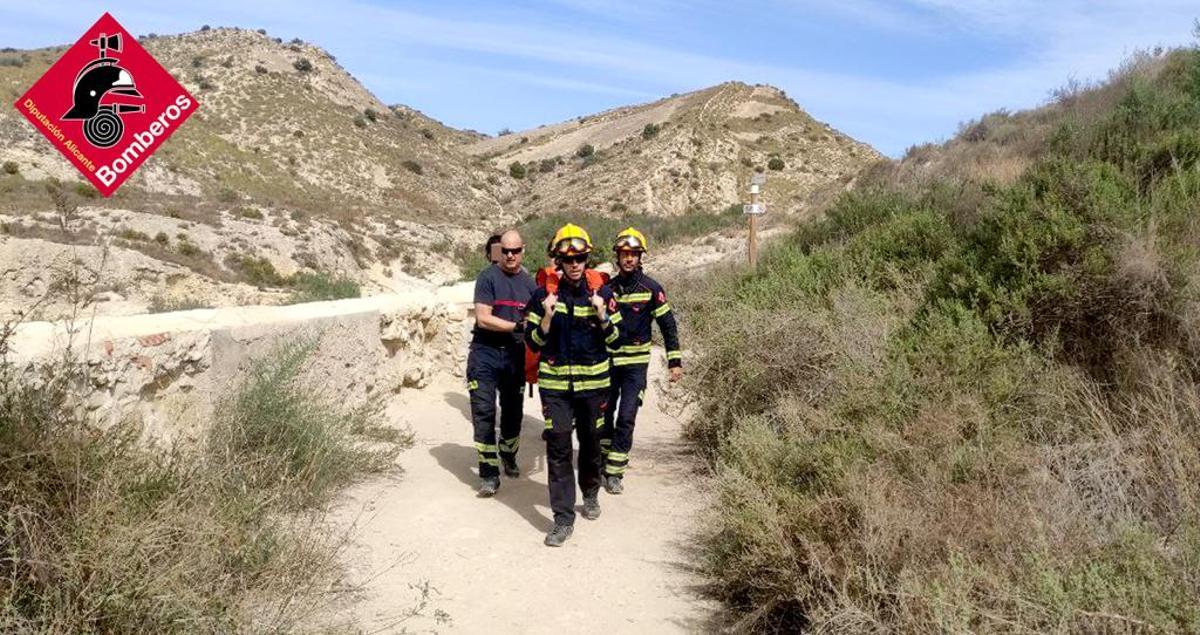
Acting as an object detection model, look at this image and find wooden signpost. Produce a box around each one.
[744,172,767,268]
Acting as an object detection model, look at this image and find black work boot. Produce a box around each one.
[501,455,520,478]
[582,495,601,520]
[477,477,500,497]
[604,475,624,495]
[544,523,574,547]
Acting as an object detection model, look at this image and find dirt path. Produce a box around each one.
[329,353,717,633]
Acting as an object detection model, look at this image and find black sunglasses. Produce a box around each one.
[558,254,588,264]
[501,246,524,256]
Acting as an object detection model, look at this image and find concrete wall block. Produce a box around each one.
[10,291,477,442]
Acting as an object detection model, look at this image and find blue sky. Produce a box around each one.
[2,1,1196,156]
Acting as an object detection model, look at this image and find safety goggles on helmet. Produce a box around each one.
[613,235,644,251]
[553,236,591,255]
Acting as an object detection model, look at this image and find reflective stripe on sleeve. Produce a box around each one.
[616,292,652,303]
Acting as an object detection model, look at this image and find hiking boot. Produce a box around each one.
[501,455,520,478]
[604,475,624,495]
[582,495,601,520]
[477,477,500,498]
[544,524,573,547]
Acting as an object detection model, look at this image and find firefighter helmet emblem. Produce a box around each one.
[61,32,144,148]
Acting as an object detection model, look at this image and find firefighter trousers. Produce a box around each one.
[541,389,606,526]
[601,364,647,477]
[467,342,525,479]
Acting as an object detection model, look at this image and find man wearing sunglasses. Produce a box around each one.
[469,230,537,497]
[524,224,622,547]
[600,228,683,495]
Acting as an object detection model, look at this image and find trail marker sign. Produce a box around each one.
[13,13,198,197]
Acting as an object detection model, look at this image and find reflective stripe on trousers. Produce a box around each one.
[601,364,647,476]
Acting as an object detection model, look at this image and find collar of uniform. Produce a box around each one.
[560,274,588,295]
[616,269,644,292]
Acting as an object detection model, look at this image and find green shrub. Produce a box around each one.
[228,254,285,287]
[509,162,526,179]
[147,294,208,313]
[684,47,1200,632]
[115,227,150,242]
[2,161,17,175]
[286,271,361,304]
[353,115,367,128]
[208,340,398,506]
[292,58,312,72]
[576,143,595,158]
[236,206,263,220]
[177,241,202,257]
[364,108,378,122]
[642,123,660,139]
[0,331,403,632]
[254,64,268,74]
[767,157,785,171]
[154,231,170,246]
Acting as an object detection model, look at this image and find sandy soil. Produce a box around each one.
[328,352,718,634]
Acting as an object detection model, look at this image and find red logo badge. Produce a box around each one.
[13,13,198,197]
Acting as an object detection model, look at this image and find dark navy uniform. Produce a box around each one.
[468,264,536,479]
[524,277,621,526]
[602,270,681,477]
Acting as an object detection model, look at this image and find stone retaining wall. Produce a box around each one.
[7,285,475,442]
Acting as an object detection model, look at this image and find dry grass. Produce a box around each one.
[0,319,406,632]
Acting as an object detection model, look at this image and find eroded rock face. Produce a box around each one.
[8,289,475,444]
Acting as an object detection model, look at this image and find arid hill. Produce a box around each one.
[467,81,880,219]
[0,29,878,320]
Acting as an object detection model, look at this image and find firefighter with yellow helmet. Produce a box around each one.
[524,224,622,547]
[600,227,682,494]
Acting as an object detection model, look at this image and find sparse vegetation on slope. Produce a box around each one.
[683,46,1200,632]
[466,82,878,221]
[452,205,745,280]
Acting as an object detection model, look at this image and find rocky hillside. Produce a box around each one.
[466,82,880,218]
[0,30,879,320]
[0,28,519,318]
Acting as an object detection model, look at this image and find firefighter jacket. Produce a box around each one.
[524,275,622,393]
[606,270,681,368]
